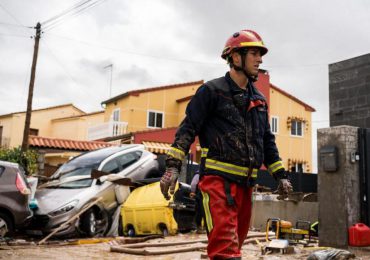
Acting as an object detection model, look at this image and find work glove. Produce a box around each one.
[277,178,293,200]
[272,168,293,200]
[160,167,180,200]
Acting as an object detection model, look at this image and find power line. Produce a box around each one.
[47,33,335,69]
[42,39,82,87]
[0,2,25,27]
[42,39,98,101]
[47,33,225,66]
[42,0,107,31]
[0,21,31,28]
[0,32,30,38]
[42,0,93,25]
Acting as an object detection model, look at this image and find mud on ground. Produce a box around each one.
[2,233,370,260]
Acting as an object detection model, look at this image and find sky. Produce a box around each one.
[1,0,370,171]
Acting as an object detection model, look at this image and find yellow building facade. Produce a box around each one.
[102,81,202,132]
[51,111,104,141]
[0,104,85,148]
[269,84,315,173]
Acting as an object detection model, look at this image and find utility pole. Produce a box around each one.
[104,64,113,97]
[21,22,41,153]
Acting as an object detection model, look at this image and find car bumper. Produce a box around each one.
[13,207,33,229]
[28,211,79,237]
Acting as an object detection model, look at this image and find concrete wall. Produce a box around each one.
[251,199,318,231]
[329,54,370,128]
[317,126,360,248]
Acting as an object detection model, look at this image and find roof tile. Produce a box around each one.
[29,136,114,151]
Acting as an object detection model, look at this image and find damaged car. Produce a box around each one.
[0,160,33,238]
[29,144,160,237]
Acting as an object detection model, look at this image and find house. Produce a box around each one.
[0,104,85,148]
[0,104,107,174]
[98,80,203,135]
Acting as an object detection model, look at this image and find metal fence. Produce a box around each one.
[256,170,317,193]
[186,163,317,193]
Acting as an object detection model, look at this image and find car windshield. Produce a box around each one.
[59,167,96,179]
[46,178,93,189]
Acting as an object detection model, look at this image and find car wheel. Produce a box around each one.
[159,223,169,236]
[81,209,97,237]
[0,212,13,238]
[127,226,135,237]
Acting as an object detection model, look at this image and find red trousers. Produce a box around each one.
[198,175,253,260]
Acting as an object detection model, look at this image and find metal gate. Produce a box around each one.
[359,128,370,225]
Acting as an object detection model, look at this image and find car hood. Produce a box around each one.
[35,188,87,214]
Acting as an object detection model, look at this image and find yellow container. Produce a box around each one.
[121,181,178,236]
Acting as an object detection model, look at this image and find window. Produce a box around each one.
[271,116,278,134]
[112,109,120,122]
[291,120,303,136]
[117,151,142,169]
[101,159,120,173]
[30,128,39,136]
[147,111,164,128]
[291,163,304,173]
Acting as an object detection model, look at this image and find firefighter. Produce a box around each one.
[160,29,293,260]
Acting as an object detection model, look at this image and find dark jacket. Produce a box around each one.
[168,72,283,184]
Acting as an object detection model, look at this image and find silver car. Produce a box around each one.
[30,144,160,237]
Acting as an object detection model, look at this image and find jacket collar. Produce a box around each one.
[225,72,266,101]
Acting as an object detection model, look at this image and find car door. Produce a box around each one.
[96,158,121,212]
[115,151,144,180]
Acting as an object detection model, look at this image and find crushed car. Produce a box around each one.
[28,144,161,237]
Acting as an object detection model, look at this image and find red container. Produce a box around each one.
[348,223,370,246]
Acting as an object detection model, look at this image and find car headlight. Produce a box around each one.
[49,200,78,217]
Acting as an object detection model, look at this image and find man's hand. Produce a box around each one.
[277,178,293,200]
[160,167,179,200]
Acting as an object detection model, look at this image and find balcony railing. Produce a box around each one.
[87,121,128,141]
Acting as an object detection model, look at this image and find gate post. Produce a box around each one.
[317,125,360,248]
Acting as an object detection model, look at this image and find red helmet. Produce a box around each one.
[221,29,268,59]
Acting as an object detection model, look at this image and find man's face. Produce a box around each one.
[237,48,262,76]
[243,48,263,77]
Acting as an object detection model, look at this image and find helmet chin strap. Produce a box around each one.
[233,50,258,82]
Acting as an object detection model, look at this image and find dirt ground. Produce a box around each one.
[2,232,370,260]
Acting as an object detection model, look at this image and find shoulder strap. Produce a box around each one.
[204,77,229,92]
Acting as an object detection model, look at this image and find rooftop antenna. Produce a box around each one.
[104,64,113,97]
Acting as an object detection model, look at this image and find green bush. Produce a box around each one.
[0,147,38,175]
